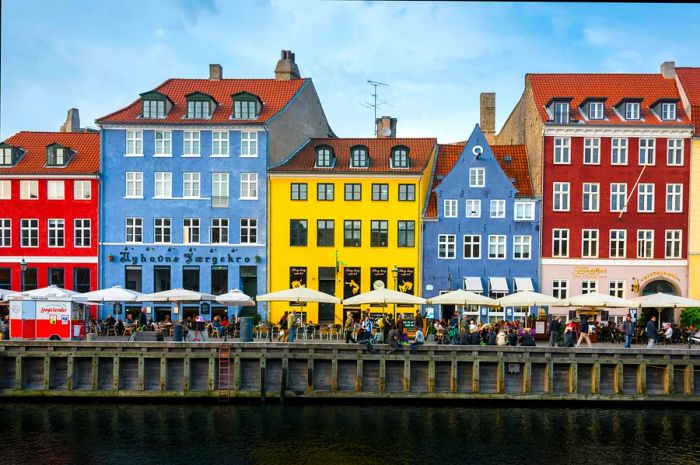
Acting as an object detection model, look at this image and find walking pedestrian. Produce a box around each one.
[344,311,356,343]
[622,314,634,348]
[287,311,297,343]
[575,316,592,348]
[549,316,562,347]
[646,315,658,349]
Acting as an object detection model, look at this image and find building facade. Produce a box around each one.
[0,118,99,299]
[499,65,695,322]
[96,52,332,321]
[268,135,437,324]
[422,125,539,322]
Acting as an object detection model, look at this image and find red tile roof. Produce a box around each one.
[425,144,532,218]
[676,67,700,132]
[269,138,437,174]
[0,131,99,175]
[96,78,307,125]
[528,73,691,125]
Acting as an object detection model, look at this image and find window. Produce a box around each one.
[142,99,165,118]
[582,280,598,294]
[611,138,628,165]
[211,173,229,208]
[661,102,677,121]
[125,218,143,243]
[552,280,568,300]
[490,200,505,218]
[211,218,229,244]
[514,201,535,221]
[666,184,682,213]
[552,229,569,257]
[186,99,211,119]
[639,139,655,165]
[125,172,143,198]
[553,182,570,211]
[398,221,415,247]
[74,219,91,247]
[667,139,683,166]
[0,147,13,166]
[240,173,258,199]
[610,183,627,212]
[316,146,333,167]
[344,183,361,201]
[637,184,654,213]
[47,180,65,200]
[665,230,682,258]
[372,184,389,201]
[0,180,10,199]
[182,267,200,292]
[20,180,38,200]
[183,131,200,157]
[183,218,200,244]
[582,183,599,212]
[290,220,308,246]
[23,268,37,291]
[154,131,172,157]
[317,183,334,201]
[154,218,171,243]
[438,234,456,259]
[488,235,506,259]
[0,267,10,289]
[350,147,369,168]
[398,184,415,201]
[154,172,172,198]
[153,266,170,292]
[125,266,142,292]
[183,172,200,198]
[465,199,481,218]
[589,101,604,120]
[49,268,65,287]
[637,230,654,259]
[74,181,91,200]
[0,219,10,247]
[344,220,361,247]
[463,235,481,259]
[370,220,388,247]
[233,98,258,119]
[241,132,258,157]
[21,219,38,247]
[553,137,570,164]
[513,235,531,259]
[391,147,409,168]
[212,131,229,157]
[291,183,307,200]
[73,268,91,293]
[469,168,485,187]
[444,199,458,218]
[581,229,599,258]
[625,102,640,120]
[126,130,143,156]
[553,102,569,124]
[240,218,257,244]
[609,280,625,299]
[583,138,600,164]
[47,146,69,166]
[317,220,335,247]
[609,229,626,258]
[211,266,228,295]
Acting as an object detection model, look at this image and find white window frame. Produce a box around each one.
[443,199,458,218]
[438,234,456,259]
[637,183,655,213]
[589,101,604,120]
[665,230,682,259]
[583,138,600,165]
[513,235,531,260]
[488,235,506,260]
[609,229,627,259]
[552,228,569,258]
[154,130,172,157]
[611,138,628,165]
[469,168,485,187]
[240,218,257,244]
[154,172,172,199]
[74,219,91,248]
[240,173,258,200]
[581,229,599,258]
[126,130,143,157]
[20,219,39,247]
[47,218,65,248]
[125,172,143,198]
[490,199,506,218]
[463,234,481,260]
[553,102,569,124]
[514,201,535,221]
[125,217,143,244]
[0,218,10,247]
[553,182,570,211]
[211,131,229,157]
[637,230,654,259]
[465,199,481,218]
[667,139,683,166]
[553,137,570,164]
[661,102,677,121]
[610,183,627,213]
[154,218,172,244]
[0,180,10,199]
[582,183,599,212]
[211,218,229,244]
[625,102,640,120]
[241,131,258,158]
[47,180,65,200]
[20,180,38,200]
[609,280,625,299]
[73,180,91,200]
[552,279,568,300]
[666,183,682,213]
[639,139,655,166]
[183,172,201,199]
[183,218,200,245]
[212,173,229,208]
[183,131,200,157]
[582,280,598,294]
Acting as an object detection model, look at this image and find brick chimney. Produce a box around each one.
[375,116,397,138]
[480,92,496,144]
[60,108,80,132]
[661,61,676,79]
[209,64,223,81]
[275,50,301,80]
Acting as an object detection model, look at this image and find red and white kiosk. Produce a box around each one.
[7,286,87,340]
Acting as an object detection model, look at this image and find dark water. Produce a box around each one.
[1,403,699,465]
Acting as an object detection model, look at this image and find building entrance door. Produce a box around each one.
[318,267,336,324]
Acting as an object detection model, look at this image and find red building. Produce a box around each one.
[0,128,99,295]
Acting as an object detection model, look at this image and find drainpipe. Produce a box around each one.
[264,125,270,323]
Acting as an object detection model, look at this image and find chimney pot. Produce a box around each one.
[661,61,676,79]
[376,116,397,138]
[209,64,223,81]
[275,49,301,80]
[60,108,80,132]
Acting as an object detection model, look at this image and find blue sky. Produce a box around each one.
[1,1,698,142]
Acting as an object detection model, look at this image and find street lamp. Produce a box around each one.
[391,265,399,319]
[19,258,27,292]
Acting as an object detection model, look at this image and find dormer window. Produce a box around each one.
[350,146,369,168]
[46,144,72,167]
[391,146,409,168]
[140,91,170,118]
[661,102,677,121]
[553,101,570,124]
[315,146,334,168]
[0,144,18,166]
[589,101,604,120]
[185,92,215,119]
[625,102,640,120]
[232,92,262,119]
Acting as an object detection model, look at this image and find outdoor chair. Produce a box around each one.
[319,326,330,340]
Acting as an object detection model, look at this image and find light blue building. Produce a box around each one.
[422,125,539,322]
[96,53,332,321]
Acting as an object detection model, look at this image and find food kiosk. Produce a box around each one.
[8,296,87,340]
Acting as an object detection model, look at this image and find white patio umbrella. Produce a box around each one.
[81,285,143,302]
[5,285,85,301]
[216,289,255,307]
[256,287,340,304]
[631,292,700,308]
[342,287,426,306]
[427,289,500,306]
[497,290,565,307]
[136,288,217,302]
[567,292,639,308]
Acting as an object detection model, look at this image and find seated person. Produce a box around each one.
[562,327,575,347]
[387,326,403,354]
[469,330,481,345]
[520,332,536,346]
[496,330,507,346]
[410,328,425,354]
[507,329,518,347]
[664,323,673,342]
[105,314,116,327]
[486,331,497,346]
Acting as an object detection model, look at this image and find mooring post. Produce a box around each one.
[545,360,554,394]
[183,356,191,392]
[91,356,98,390]
[281,356,288,400]
[450,359,458,393]
[591,362,601,395]
[614,362,623,395]
[355,358,362,392]
[43,355,50,390]
[569,362,577,395]
[403,358,410,393]
[472,361,480,394]
[208,352,216,392]
[522,362,531,394]
[233,355,241,392]
[664,363,674,395]
[259,356,266,400]
[112,356,120,391]
[497,359,505,394]
[160,356,167,391]
[138,356,145,391]
[428,358,436,393]
[66,355,74,391]
[307,357,315,393]
[14,356,22,390]
[379,358,386,393]
[331,357,338,392]
[637,362,646,395]
[685,364,694,396]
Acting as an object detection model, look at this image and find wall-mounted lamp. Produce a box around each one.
[631,277,640,294]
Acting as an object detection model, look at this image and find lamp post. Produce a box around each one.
[391,265,399,319]
[19,258,27,292]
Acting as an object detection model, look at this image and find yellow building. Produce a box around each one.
[267,137,437,324]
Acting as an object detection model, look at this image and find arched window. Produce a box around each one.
[315,146,334,168]
[350,146,369,168]
[392,146,409,168]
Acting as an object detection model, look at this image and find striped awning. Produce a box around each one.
[463,277,483,293]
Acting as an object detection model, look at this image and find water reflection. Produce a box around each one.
[0,403,698,465]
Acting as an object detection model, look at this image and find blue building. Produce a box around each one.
[422,125,539,322]
[96,52,332,321]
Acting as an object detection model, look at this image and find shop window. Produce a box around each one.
[74,268,91,293]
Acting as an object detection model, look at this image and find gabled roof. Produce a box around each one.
[0,132,99,175]
[269,138,437,174]
[528,73,691,125]
[424,143,533,219]
[97,78,307,125]
[676,67,700,132]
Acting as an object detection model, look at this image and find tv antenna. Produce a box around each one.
[362,80,390,135]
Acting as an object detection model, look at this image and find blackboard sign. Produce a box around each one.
[344,267,361,301]
[289,267,307,306]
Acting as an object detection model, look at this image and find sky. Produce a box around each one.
[1,1,699,142]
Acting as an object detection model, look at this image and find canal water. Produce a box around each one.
[1,403,698,465]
